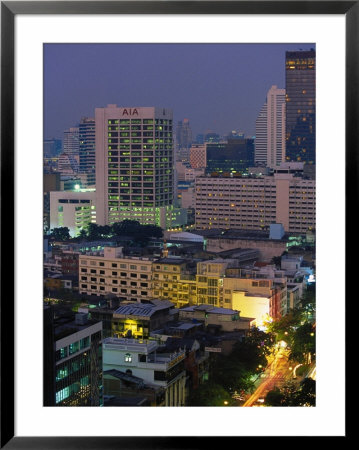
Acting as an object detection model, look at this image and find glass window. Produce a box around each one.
[69,342,79,355]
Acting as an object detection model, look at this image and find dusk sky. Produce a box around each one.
[44,43,315,140]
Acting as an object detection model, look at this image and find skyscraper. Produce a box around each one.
[285,49,316,164]
[255,85,286,168]
[79,117,96,186]
[176,118,192,150]
[63,126,80,162]
[95,105,185,228]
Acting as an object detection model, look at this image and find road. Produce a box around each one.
[242,347,291,407]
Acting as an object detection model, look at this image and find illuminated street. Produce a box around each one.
[242,347,291,407]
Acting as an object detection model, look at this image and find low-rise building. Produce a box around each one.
[79,247,154,301]
[50,189,96,237]
[179,304,254,333]
[103,337,186,406]
[103,369,165,406]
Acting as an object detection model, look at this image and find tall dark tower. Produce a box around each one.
[285,49,316,164]
[79,117,96,186]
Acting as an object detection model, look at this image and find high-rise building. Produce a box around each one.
[95,105,185,229]
[255,85,286,168]
[63,127,80,162]
[175,118,192,150]
[285,49,316,164]
[79,117,96,186]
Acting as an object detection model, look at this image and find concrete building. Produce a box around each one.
[79,247,154,301]
[50,189,96,237]
[175,118,193,154]
[104,299,175,340]
[53,312,103,406]
[189,144,207,169]
[79,117,96,186]
[152,258,197,308]
[255,85,286,168]
[95,105,185,229]
[179,304,254,333]
[103,337,186,406]
[63,126,80,163]
[195,167,315,233]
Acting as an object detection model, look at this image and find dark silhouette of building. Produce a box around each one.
[176,118,193,150]
[206,138,254,175]
[79,117,96,186]
[285,49,316,164]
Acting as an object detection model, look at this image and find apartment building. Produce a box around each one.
[152,258,197,308]
[195,168,315,233]
[103,337,186,406]
[79,247,154,301]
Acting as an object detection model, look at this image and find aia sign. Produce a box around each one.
[122,108,138,116]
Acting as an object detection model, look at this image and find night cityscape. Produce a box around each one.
[43,43,316,408]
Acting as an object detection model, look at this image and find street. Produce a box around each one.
[242,347,292,407]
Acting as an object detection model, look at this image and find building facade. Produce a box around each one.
[50,189,96,237]
[255,85,286,168]
[95,105,184,229]
[54,313,103,406]
[195,169,315,233]
[79,117,96,186]
[285,50,316,164]
[79,247,154,301]
[63,127,80,162]
[103,337,186,406]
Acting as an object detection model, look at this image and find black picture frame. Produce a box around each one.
[1,1,353,447]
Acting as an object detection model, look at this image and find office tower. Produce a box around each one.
[63,126,80,163]
[176,118,192,150]
[255,102,267,166]
[285,50,316,164]
[255,85,286,168]
[95,105,185,229]
[79,117,96,186]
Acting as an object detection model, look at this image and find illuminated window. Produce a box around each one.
[125,353,132,362]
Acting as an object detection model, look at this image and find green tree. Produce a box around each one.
[296,378,316,406]
[50,227,71,241]
[86,223,102,240]
[188,381,234,406]
[290,322,315,363]
[265,387,284,406]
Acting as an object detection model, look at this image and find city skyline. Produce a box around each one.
[44,43,315,140]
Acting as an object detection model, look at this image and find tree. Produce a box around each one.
[265,379,316,406]
[265,387,284,406]
[86,223,102,240]
[50,227,71,241]
[296,378,315,406]
[290,322,315,363]
[187,381,234,406]
[78,228,88,239]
